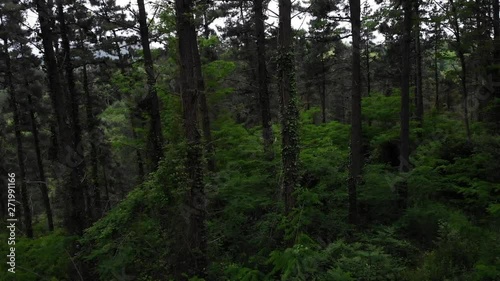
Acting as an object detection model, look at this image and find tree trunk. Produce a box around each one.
[4,44,33,238]
[36,0,87,235]
[83,64,102,219]
[414,0,424,126]
[255,0,274,160]
[27,91,54,231]
[193,36,216,172]
[321,59,327,123]
[278,0,299,214]
[137,0,164,168]
[348,0,362,225]
[175,0,207,276]
[399,0,412,210]
[56,0,89,232]
[366,40,371,96]
[449,0,472,141]
[458,52,472,141]
[491,0,500,129]
[434,22,440,110]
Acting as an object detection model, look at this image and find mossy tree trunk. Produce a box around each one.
[278,0,300,214]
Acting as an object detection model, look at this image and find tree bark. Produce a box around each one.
[365,40,371,96]
[137,0,164,168]
[399,0,412,210]
[434,22,440,110]
[56,0,89,232]
[83,64,102,219]
[175,0,207,276]
[255,0,274,160]
[414,0,424,126]
[321,59,327,123]
[449,0,472,141]
[27,91,54,231]
[348,0,362,225]
[278,0,300,214]
[4,44,33,238]
[194,35,216,172]
[36,0,87,235]
[491,0,500,128]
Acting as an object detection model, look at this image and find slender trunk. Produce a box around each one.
[175,0,207,276]
[137,0,164,168]
[434,22,440,110]
[348,0,362,225]
[278,0,299,214]
[36,0,87,235]
[399,0,412,210]
[194,37,216,172]
[321,59,327,123]
[4,44,33,238]
[56,0,89,231]
[458,53,472,141]
[450,0,472,141]
[102,163,110,202]
[366,40,371,96]
[492,0,500,127]
[255,0,274,160]
[27,91,54,231]
[83,64,102,219]
[414,1,423,126]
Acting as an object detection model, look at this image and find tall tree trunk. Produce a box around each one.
[27,91,54,231]
[56,0,89,231]
[321,59,327,123]
[491,0,500,129]
[194,37,216,172]
[399,0,412,210]
[255,0,274,160]
[348,0,362,225]
[366,40,371,96]
[458,52,472,141]
[449,0,472,141]
[175,0,207,276]
[278,0,299,214]
[137,0,164,168]
[4,44,33,238]
[36,0,87,235]
[83,64,102,219]
[414,0,424,126]
[434,22,440,110]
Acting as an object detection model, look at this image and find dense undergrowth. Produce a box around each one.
[1,93,499,281]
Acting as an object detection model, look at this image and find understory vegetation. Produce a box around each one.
[2,97,499,280]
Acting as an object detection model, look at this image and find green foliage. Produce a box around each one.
[265,236,405,281]
[0,230,74,281]
[362,92,400,126]
[27,85,500,281]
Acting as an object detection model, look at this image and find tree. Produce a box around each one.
[254,0,274,160]
[35,0,87,235]
[56,0,91,230]
[175,0,207,276]
[399,0,412,210]
[448,0,472,141]
[26,75,54,231]
[3,39,33,238]
[278,0,300,214]
[414,0,424,126]
[137,0,164,168]
[348,0,362,224]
